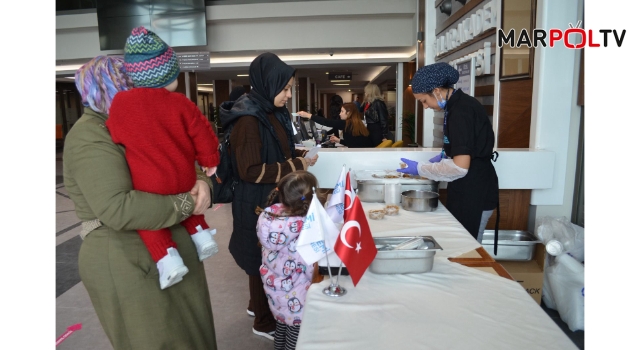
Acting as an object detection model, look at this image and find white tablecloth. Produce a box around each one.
[298,259,577,350]
[359,201,482,258]
[300,201,577,349]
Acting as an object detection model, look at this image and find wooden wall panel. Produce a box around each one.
[214,80,229,108]
[310,83,316,111]
[402,61,417,145]
[485,189,531,230]
[438,189,531,231]
[299,77,308,110]
[497,79,533,148]
[417,0,425,68]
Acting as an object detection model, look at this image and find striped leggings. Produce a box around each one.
[274,320,300,350]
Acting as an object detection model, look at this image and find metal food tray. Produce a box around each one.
[355,170,439,203]
[354,170,437,184]
[369,236,443,274]
[481,230,541,261]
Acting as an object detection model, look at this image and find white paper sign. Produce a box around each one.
[305,145,321,159]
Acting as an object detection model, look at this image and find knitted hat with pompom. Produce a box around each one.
[123,26,180,88]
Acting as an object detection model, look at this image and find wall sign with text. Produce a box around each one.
[455,58,475,97]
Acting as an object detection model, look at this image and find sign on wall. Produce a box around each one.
[328,73,352,81]
[455,58,475,96]
[177,52,211,71]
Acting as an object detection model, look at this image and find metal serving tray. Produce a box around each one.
[481,230,541,261]
[369,236,443,274]
[355,170,439,203]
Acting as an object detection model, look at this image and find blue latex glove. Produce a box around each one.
[429,153,443,163]
[397,158,419,175]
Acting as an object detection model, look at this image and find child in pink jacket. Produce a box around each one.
[256,171,318,350]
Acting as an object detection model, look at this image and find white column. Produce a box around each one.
[422,0,437,146]
[396,63,403,143]
[529,0,582,213]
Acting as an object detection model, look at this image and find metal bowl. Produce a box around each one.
[400,190,439,212]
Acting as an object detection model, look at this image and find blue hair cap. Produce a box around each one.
[411,62,459,94]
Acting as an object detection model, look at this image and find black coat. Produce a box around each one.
[364,99,389,145]
[219,95,290,275]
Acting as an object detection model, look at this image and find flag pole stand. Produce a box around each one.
[322,283,347,297]
[322,262,347,297]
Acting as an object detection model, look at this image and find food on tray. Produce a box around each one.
[384,205,399,216]
[368,209,386,220]
[384,174,400,178]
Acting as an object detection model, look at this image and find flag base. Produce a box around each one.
[322,283,347,297]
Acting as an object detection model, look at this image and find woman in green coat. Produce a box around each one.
[63,56,218,350]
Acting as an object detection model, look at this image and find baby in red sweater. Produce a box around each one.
[107,26,220,290]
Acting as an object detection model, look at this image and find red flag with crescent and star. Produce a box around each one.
[334,171,377,286]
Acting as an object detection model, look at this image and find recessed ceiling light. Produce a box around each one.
[325,72,329,74]
[334,83,349,86]
[237,74,249,77]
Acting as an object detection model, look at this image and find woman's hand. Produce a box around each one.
[307,154,319,166]
[190,180,211,215]
[297,111,312,119]
[329,135,340,144]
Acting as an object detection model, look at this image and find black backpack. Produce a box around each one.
[211,125,238,204]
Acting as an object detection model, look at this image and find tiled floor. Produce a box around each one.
[55,150,584,349]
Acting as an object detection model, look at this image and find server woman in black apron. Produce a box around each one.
[397,62,499,242]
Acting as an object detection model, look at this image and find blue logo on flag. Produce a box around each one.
[310,241,328,253]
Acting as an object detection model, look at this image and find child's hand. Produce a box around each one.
[204,166,217,177]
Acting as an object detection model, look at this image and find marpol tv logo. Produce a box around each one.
[498,21,626,49]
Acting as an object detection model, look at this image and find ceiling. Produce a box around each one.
[193,62,398,94]
[56,46,408,94]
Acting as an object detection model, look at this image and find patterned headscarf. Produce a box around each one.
[74,56,133,114]
[411,62,459,94]
[123,26,180,88]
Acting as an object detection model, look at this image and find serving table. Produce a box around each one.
[297,202,577,350]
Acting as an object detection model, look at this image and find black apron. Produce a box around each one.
[445,157,498,239]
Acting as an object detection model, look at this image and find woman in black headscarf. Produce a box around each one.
[218,52,318,341]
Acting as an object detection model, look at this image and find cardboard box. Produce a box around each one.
[498,243,546,304]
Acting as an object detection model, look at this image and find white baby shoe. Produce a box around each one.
[191,225,219,261]
[157,247,189,290]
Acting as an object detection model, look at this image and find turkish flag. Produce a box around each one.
[343,171,355,220]
[334,192,377,287]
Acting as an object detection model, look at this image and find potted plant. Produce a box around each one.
[402,112,417,146]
